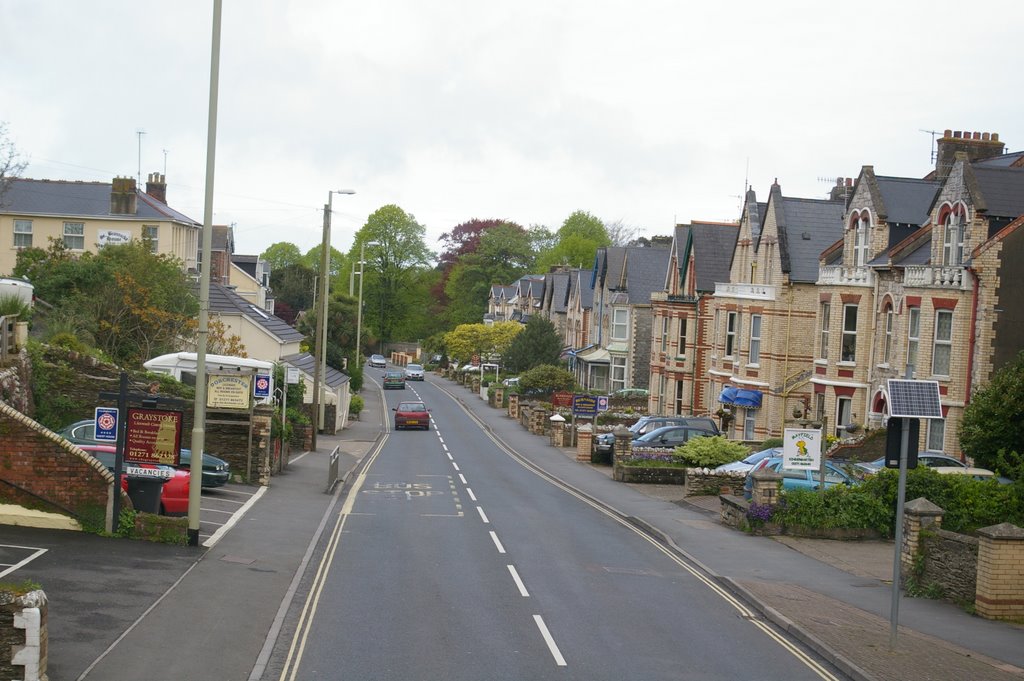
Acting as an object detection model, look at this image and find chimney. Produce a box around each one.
[110,176,138,215]
[829,177,853,203]
[935,129,1005,181]
[145,172,167,203]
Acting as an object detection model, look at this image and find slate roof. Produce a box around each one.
[548,271,572,314]
[208,282,305,343]
[232,254,259,279]
[970,166,1024,218]
[623,247,670,304]
[3,178,200,225]
[688,222,738,292]
[875,176,940,226]
[770,195,845,283]
[280,352,349,388]
[572,268,595,309]
[974,150,1024,168]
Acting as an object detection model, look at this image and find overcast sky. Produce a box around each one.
[3,1,1022,259]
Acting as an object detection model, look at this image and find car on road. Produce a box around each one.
[610,388,650,399]
[630,424,717,451]
[713,447,783,474]
[393,401,430,430]
[383,370,406,389]
[79,444,190,515]
[57,419,231,488]
[743,456,856,499]
[368,354,387,368]
[404,364,425,381]
[596,415,719,456]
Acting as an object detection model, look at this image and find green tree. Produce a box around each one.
[269,261,316,326]
[443,322,522,365]
[503,316,564,373]
[536,210,610,271]
[960,350,1024,472]
[261,242,303,271]
[356,205,434,350]
[444,223,536,325]
[517,364,575,396]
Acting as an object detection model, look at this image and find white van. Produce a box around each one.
[0,277,33,307]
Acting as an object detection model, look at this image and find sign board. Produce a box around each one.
[207,374,253,409]
[551,391,573,408]
[125,408,183,466]
[124,465,173,480]
[97,230,133,247]
[286,366,301,384]
[597,395,609,412]
[571,394,599,418]
[254,373,272,399]
[884,417,920,469]
[94,407,118,442]
[782,428,822,470]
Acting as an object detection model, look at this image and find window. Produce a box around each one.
[854,215,870,266]
[748,314,762,364]
[814,393,825,422]
[660,316,669,352]
[611,308,628,340]
[882,305,893,365]
[677,317,688,357]
[610,356,627,393]
[588,365,608,392]
[819,302,830,360]
[743,408,756,441]
[675,380,685,415]
[841,304,858,362]
[63,222,85,250]
[932,310,953,376]
[13,220,32,248]
[725,311,739,358]
[143,225,159,253]
[926,419,945,452]
[907,307,920,375]
[942,210,965,266]
[836,396,853,438]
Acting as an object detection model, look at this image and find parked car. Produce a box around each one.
[404,364,425,381]
[857,452,968,474]
[713,447,783,474]
[595,415,719,456]
[79,444,190,515]
[58,417,232,485]
[393,401,430,430]
[631,424,717,451]
[743,456,856,499]
[383,370,406,389]
[502,377,520,388]
[610,388,650,399]
[57,419,230,488]
[368,354,387,368]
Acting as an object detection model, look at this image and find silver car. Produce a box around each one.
[404,363,425,381]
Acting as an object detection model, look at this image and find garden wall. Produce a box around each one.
[920,528,978,604]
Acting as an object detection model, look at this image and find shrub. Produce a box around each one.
[517,364,575,397]
[673,436,749,468]
[760,437,783,449]
[774,486,891,534]
[350,394,364,417]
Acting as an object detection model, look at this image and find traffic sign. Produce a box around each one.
[94,407,118,442]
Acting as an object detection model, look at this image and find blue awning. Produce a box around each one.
[719,386,763,408]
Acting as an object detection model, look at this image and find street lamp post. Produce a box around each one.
[311,189,354,450]
[355,240,378,368]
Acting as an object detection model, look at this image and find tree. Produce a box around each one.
[356,205,434,350]
[605,219,640,247]
[959,350,1024,473]
[0,122,26,207]
[444,223,535,325]
[269,261,316,325]
[503,316,564,373]
[517,364,575,396]
[443,322,522,365]
[261,242,303,271]
[536,210,610,271]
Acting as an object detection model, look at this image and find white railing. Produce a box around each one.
[713,282,777,301]
[904,265,968,290]
[817,265,874,287]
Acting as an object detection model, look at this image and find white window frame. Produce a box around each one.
[143,224,159,254]
[926,418,945,452]
[882,306,893,365]
[907,307,920,376]
[610,356,627,393]
[942,210,965,267]
[841,304,858,363]
[836,396,853,438]
[13,219,32,248]
[932,309,953,377]
[854,215,870,266]
[675,379,685,416]
[725,311,739,358]
[748,314,762,365]
[743,408,756,441]
[677,316,688,358]
[611,307,629,341]
[819,301,830,360]
[588,364,608,392]
[660,316,669,352]
[63,221,85,250]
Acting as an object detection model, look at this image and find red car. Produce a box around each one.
[79,445,190,515]
[393,401,430,430]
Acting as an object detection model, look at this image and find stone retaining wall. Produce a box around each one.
[612,465,686,484]
[921,528,978,604]
[683,470,746,497]
[0,589,47,681]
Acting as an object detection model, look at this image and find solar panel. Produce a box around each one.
[888,379,943,419]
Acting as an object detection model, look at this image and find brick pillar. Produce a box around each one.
[508,393,520,419]
[519,404,531,429]
[612,424,632,464]
[532,409,547,435]
[494,387,504,408]
[902,497,944,577]
[576,423,593,462]
[3,589,47,681]
[253,404,274,486]
[550,415,565,446]
[750,468,783,507]
[975,522,1024,620]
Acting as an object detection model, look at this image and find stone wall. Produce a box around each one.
[920,528,978,604]
[0,589,47,681]
[683,469,746,496]
[612,464,686,484]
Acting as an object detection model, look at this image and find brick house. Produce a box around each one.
[649,221,738,418]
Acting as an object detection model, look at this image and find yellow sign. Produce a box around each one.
[207,374,253,409]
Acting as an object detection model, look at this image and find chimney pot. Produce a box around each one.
[145,172,168,204]
[982,132,990,141]
[992,133,999,142]
[943,129,952,138]
[953,130,962,138]
[973,131,981,140]
[846,177,853,187]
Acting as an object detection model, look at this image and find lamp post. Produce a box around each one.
[355,240,379,369]
[311,189,355,449]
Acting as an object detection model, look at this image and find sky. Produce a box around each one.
[3,1,1023,260]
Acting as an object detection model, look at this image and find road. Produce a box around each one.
[268,376,847,681]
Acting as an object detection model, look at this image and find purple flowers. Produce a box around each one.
[746,502,775,524]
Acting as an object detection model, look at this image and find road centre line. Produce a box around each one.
[452,461,460,471]
[466,488,477,502]
[446,452,453,460]
[533,615,567,666]
[476,506,489,523]
[507,564,529,597]
[489,531,505,554]
[458,474,467,484]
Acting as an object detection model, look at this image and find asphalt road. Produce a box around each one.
[268,378,846,681]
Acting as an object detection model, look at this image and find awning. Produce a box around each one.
[719,385,763,408]
[577,346,611,364]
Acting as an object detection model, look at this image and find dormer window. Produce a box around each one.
[941,206,966,266]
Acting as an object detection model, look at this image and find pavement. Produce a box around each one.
[10,376,1024,681]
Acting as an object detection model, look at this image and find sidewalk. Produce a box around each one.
[450,383,1024,681]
